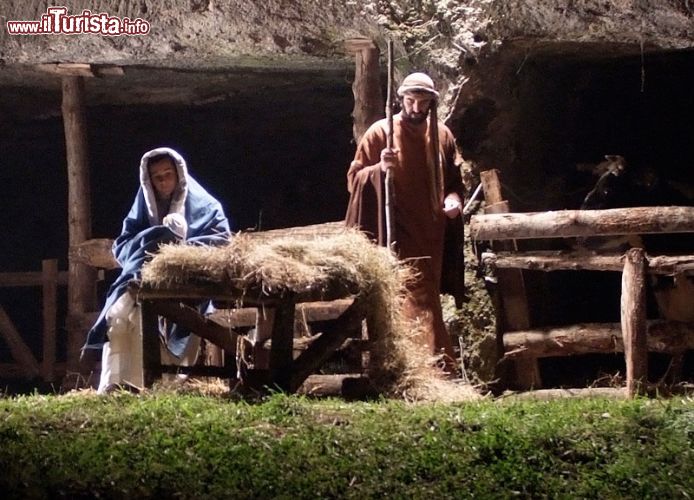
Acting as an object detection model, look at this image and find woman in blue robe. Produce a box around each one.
[82,147,231,393]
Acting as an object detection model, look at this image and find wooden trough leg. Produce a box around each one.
[269,296,296,392]
[141,300,162,387]
[621,248,648,397]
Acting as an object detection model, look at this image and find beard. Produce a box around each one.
[401,109,428,125]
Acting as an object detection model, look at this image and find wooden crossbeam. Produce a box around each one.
[471,206,694,241]
[146,300,238,354]
[482,251,694,275]
[503,321,694,359]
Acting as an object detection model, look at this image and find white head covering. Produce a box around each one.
[396,72,439,98]
[139,147,189,226]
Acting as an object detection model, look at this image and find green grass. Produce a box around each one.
[0,392,692,499]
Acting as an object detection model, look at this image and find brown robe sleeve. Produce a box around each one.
[440,124,466,306]
[345,120,388,246]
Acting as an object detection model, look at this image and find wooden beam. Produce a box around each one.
[622,248,648,397]
[147,300,238,354]
[0,306,40,377]
[298,374,375,399]
[344,38,377,52]
[34,63,124,78]
[36,63,95,77]
[503,321,694,359]
[350,42,383,143]
[41,259,58,382]
[69,239,120,269]
[0,271,68,287]
[62,75,97,373]
[482,251,694,275]
[471,206,694,241]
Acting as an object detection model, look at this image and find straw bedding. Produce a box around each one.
[141,224,478,402]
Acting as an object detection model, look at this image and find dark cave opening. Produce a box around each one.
[0,68,356,367]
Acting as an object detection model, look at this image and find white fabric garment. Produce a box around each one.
[97,292,201,393]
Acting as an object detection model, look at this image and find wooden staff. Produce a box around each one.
[385,39,396,250]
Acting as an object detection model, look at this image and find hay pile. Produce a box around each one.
[141,225,478,402]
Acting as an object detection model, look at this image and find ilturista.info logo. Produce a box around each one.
[7,6,150,36]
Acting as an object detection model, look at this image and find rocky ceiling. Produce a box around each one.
[1,1,692,119]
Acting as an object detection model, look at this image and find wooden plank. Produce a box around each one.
[482,251,694,275]
[41,259,58,382]
[503,321,694,358]
[344,38,377,52]
[298,374,375,398]
[471,206,694,241]
[480,169,538,389]
[137,283,356,306]
[243,221,346,241]
[0,306,40,377]
[621,248,648,397]
[0,363,32,378]
[290,298,366,392]
[208,299,353,329]
[159,364,231,377]
[93,65,124,77]
[35,63,95,77]
[480,169,504,205]
[62,75,97,373]
[0,362,68,379]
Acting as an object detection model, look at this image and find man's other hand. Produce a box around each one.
[443,193,462,218]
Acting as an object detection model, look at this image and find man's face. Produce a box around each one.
[401,93,434,125]
[148,158,178,200]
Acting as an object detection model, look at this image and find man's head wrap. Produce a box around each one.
[396,72,443,213]
[397,72,440,98]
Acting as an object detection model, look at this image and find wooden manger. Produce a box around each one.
[133,279,367,393]
[74,222,405,395]
[472,170,694,397]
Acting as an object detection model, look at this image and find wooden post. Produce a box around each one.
[41,259,58,382]
[62,76,97,373]
[345,39,383,143]
[621,248,648,397]
[479,169,539,389]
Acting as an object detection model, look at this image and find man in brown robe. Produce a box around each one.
[345,72,464,371]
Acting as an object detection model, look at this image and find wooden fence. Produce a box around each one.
[0,260,68,382]
[472,170,694,397]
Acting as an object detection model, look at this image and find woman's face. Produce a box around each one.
[148,158,178,200]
